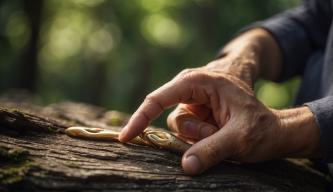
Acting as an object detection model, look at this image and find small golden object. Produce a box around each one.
[65,126,191,153]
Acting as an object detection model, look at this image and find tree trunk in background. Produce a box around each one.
[0,92,330,192]
[130,47,151,111]
[86,61,107,105]
[19,0,43,92]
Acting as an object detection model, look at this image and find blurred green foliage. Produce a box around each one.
[0,0,300,127]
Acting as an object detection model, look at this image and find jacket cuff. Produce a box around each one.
[305,96,333,162]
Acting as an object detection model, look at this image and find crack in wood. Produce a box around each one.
[0,99,330,191]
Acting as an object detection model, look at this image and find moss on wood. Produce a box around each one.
[0,146,36,185]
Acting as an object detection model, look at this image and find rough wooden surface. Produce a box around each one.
[0,96,330,192]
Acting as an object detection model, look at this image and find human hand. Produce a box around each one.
[119,67,321,175]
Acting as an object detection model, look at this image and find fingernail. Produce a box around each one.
[181,120,196,135]
[183,155,202,175]
[200,127,215,138]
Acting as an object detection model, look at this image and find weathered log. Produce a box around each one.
[0,99,330,192]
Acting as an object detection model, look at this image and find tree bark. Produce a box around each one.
[19,0,43,92]
[0,96,330,192]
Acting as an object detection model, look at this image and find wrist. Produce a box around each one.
[208,29,276,86]
[276,107,322,158]
[213,28,282,82]
[221,29,267,59]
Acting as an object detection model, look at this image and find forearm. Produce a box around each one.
[209,28,283,84]
[276,106,322,158]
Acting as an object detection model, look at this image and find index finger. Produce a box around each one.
[118,78,195,142]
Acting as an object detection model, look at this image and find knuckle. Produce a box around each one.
[145,93,157,103]
[144,93,163,109]
[178,68,208,82]
[179,68,196,76]
[142,93,164,120]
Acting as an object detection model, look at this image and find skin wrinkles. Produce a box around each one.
[118,28,322,175]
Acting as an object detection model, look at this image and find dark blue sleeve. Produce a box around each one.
[254,0,333,161]
[306,97,333,162]
[253,0,333,161]
[234,0,333,161]
[243,0,331,81]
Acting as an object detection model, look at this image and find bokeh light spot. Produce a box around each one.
[141,14,185,48]
[5,12,30,49]
[88,27,114,54]
[257,82,290,108]
[49,27,82,59]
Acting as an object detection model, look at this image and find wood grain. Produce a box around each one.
[0,99,330,191]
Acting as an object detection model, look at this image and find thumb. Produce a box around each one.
[181,124,236,175]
